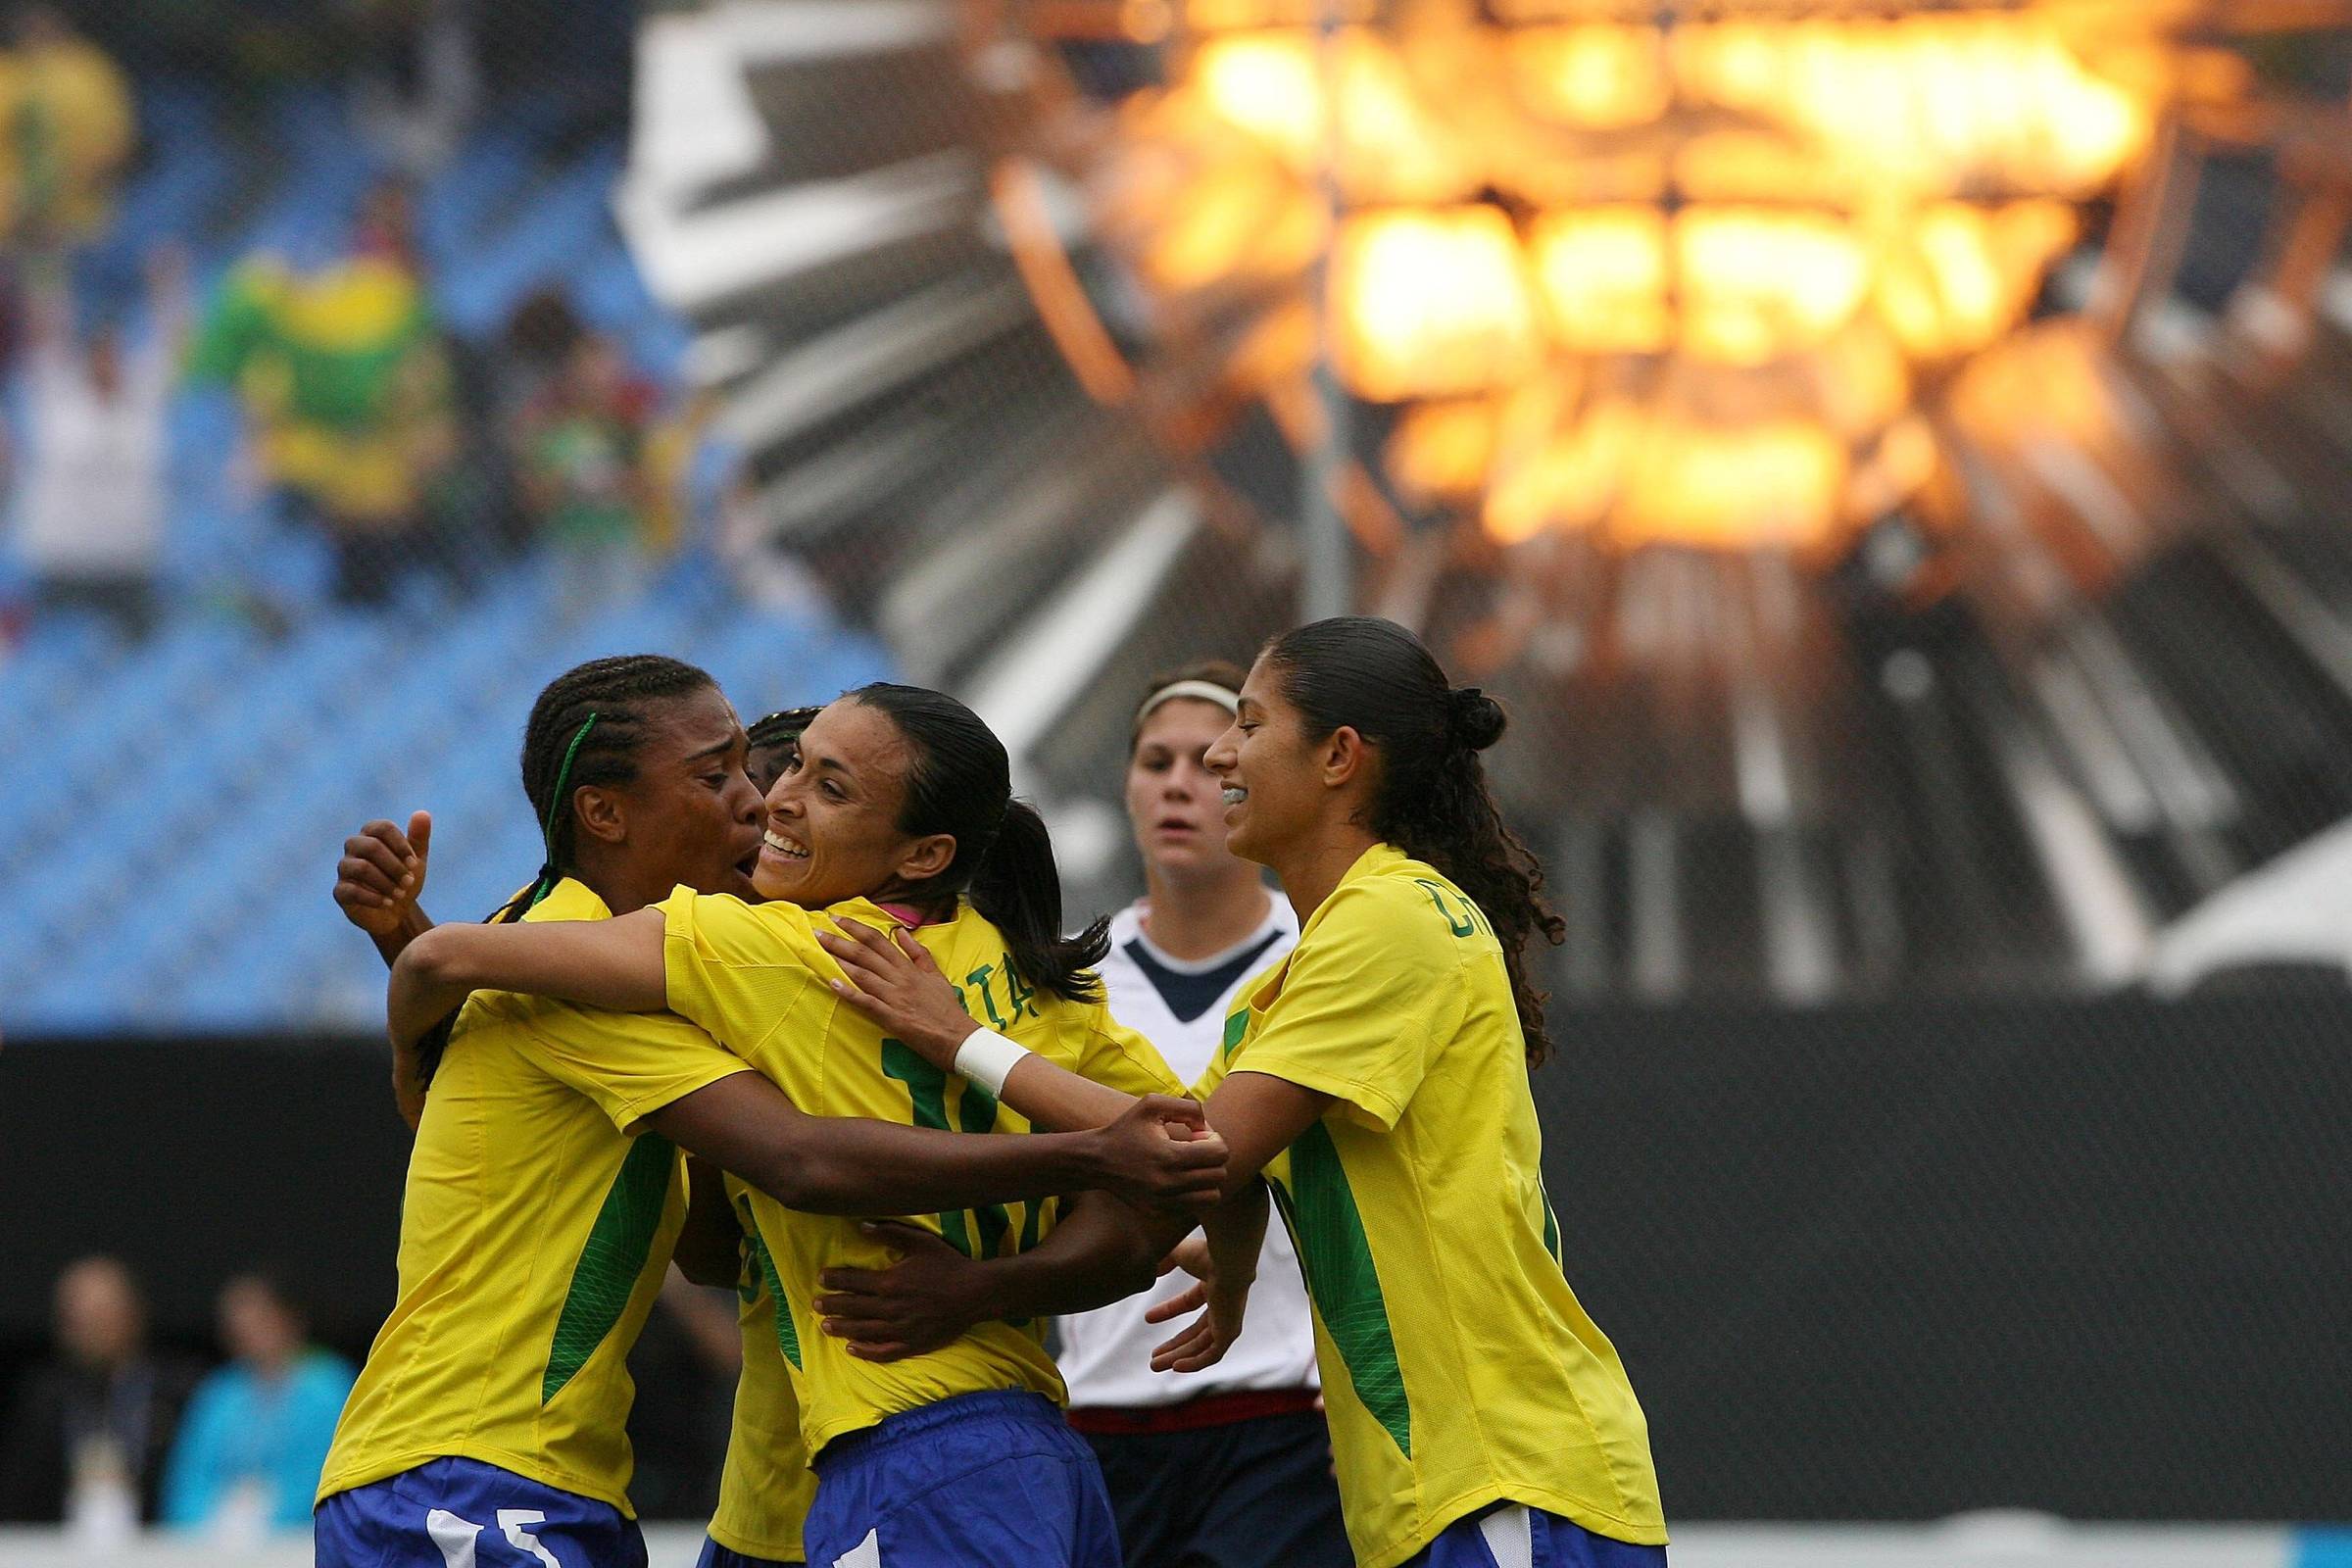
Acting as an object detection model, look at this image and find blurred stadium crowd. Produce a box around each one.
[0,1250,750,1544]
[0,2,889,1032]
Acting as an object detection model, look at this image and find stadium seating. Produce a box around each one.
[0,83,892,1035]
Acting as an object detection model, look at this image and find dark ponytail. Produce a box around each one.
[969,800,1108,1003]
[846,682,1109,1003]
[1263,616,1565,1066]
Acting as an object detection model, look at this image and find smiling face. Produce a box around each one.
[1205,655,1338,865]
[589,685,766,902]
[755,698,950,907]
[1127,698,1242,881]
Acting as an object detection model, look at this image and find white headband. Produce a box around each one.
[1136,679,1240,725]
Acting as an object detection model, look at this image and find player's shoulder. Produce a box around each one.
[1314,851,1481,962]
[522,878,612,923]
[667,886,829,949]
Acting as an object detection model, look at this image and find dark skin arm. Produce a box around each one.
[332,812,440,1128]
[643,1071,1227,1217]
[672,1156,745,1290]
[810,1186,1214,1361]
[386,903,1234,1215]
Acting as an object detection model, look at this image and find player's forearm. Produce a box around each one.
[368,905,436,970]
[653,1075,1108,1217]
[391,912,667,1022]
[967,1193,1171,1319]
[1200,1176,1267,1295]
[671,1157,746,1288]
[387,935,474,1051]
[997,1051,1145,1134]
[758,1117,1107,1216]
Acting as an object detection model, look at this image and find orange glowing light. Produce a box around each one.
[1333,208,1541,403]
[1531,208,1670,356]
[1032,1,2200,554]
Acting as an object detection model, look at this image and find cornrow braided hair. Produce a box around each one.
[415,655,721,1089]
[748,705,822,754]
[485,654,724,926]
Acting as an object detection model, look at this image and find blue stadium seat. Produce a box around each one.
[0,87,902,1037]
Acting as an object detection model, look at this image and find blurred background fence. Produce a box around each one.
[3,0,2352,1546]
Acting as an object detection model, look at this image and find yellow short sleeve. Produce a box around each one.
[1080,1006,1189,1101]
[656,886,828,1061]
[482,996,754,1135]
[1226,882,1467,1131]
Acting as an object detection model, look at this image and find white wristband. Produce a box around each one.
[952,1028,1031,1098]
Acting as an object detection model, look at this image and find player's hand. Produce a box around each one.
[334,812,433,940]
[815,920,977,1067]
[814,1221,989,1362]
[1145,1232,1252,1374]
[1086,1096,1228,1214]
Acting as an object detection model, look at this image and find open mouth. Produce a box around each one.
[1221,787,1248,808]
[762,829,810,862]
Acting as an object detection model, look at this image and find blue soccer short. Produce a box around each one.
[698,1536,799,1568]
[1404,1502,1668,1568]
[803,1390,1120,1568]
[315,1455,648,1568]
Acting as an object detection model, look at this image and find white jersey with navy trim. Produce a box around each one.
[1056,896,1321,1409]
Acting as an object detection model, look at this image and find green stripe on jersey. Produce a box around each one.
[1222,1008,1250,1061]
[740,1211,804,1371]
[543,1134,675,1403]
[1276,1121,1412,1457]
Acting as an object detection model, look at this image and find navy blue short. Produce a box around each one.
[1403,1502,1667,1568]
[697,1535,799,1567]
[315,1455,648,1568]
[1080,1407,1349,1568]
[804,1390,1119,1568]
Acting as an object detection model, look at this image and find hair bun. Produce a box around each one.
[1449,686,1506,751]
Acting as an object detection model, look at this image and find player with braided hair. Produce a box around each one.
[818,618,1668,1568]
[317,659,1224,1568]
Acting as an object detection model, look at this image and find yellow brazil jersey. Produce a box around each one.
[318,879,756,1514]
[705,1210,815,1563]
[1197,845,1667,1568]
[654,888,1186,1460]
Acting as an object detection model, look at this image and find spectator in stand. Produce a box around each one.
[515,328,654,618]
[188,179,458,607]
[10,247,185,638]
[0,1257,203,1536]
[159,1271,355,1539]
[0,5,134,249]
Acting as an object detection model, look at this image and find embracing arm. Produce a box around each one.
[813,1188,1196,1361]
[334,812,440,1128]
[815,1177,1271,1367]
[816,917,1332,1198]
[671,1156,746,1289]
[644,1072,1226,1218]
[387,907,669,1049]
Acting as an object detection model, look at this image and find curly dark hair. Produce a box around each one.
[1262,617,1565,1066]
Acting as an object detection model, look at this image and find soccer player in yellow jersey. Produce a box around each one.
[819,619,1672,1568]
[387,683,1272,1568]
[318,659,1224,1568]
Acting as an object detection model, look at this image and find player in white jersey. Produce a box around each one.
[1056,662,1348,1568]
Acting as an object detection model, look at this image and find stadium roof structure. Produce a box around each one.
[622,0,2352,1003]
